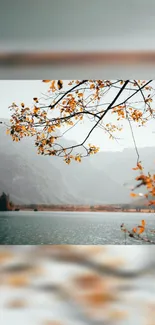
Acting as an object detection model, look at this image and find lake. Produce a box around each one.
[0,211,155,244]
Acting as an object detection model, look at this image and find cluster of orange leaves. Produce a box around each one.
[130,162,155,201]
[121,219,146,235]
[132,219,146,235]
[112,105,147,125]
[63,145,100,164]
[130,109,143,122]
[7,80,108,163]
[64,155,81,165]
[43,80,63,91]
[105,123,123,137]
[112,105,125,120]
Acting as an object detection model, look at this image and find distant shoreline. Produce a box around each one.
[10,207,155,213]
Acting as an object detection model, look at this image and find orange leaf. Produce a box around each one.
[6,129,10,135]
[141,219,146,227]
[137,162,143,170]
[149,200,155,205]
[50,80,56,92]
[146,182,152,189]
[75,155,81,162]
[42,80,51,83]
[132,227,137,233]
[130,192,138,197]
[137,226,145,234]
[132,162,143,171]
[33,97,39,103]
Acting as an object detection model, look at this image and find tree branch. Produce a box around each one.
[49,80,88,109]
[81,80,130,145]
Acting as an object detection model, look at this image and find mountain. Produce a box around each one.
[89,147,155,196]
[0,119,79,205]
[0,118,132,205]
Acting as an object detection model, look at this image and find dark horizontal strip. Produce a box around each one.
[0,51,155,66]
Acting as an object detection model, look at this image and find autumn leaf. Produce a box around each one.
[6,129,10,135]
[81,291,116,306]
[33,106,40,114]
[7,274,29,287]
[42,80,51,83]
[57,80,63,90]
[137,225,145,234]
[137,162,143,170]
[41,139,46,146]
[130,192,138,197]
[6,299,27,309]
[149,200,155,205]
[75,155,81,162]
[132,227,137,233]
[50,80,56,92]
[64,156,71,165]
[132,166,139,171]
[47,126,55,133]
[33,97,39,103]
[48,137,55,144]
[21,125,26,131]
[132,162,143,171]
[147,182,153,189]
[141,219,146,227]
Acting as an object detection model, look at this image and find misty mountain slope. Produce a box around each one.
[42,136,131,204]
[41,136,131,204]
[50,156,131,204]
[0,119,131,204]
[0,151,79,205]
[90,148,155,189]
[0,121,80,204]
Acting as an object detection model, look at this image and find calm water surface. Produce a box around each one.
[0,211,155,244]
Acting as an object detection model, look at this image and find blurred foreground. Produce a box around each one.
[1,51,155,79]
[1,245,155,324]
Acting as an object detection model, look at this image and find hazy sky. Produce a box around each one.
[1,0,155,51]
[1,80,155,151]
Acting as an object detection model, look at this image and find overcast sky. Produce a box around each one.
[1,0,155,51]
[1,80,155,151]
